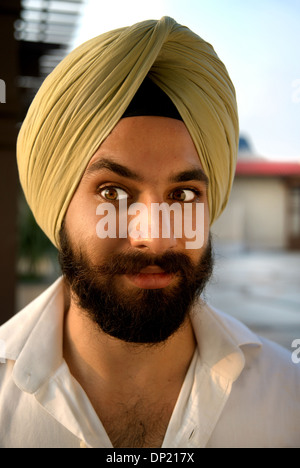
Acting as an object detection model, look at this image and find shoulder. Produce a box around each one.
[205,307,300,447]
[214,307,300,397]
[242,334,300,406]
[0,278,63,362]
[210,305,299,376]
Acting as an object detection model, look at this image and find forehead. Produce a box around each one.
[86,116,205,179]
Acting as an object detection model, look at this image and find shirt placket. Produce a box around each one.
[162,358,234,448]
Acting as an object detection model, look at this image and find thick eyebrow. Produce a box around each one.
[169,168,209,187]
[85,158,144,181]
[85,157,209,186]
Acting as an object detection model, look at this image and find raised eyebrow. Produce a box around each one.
[85,158,208,186]
[169,168,209,186]
[84,158,144,181]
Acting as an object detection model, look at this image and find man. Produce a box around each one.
[0,17,299,448]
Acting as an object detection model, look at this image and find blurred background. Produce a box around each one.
[0,0,299,349]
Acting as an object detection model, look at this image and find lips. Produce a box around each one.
[124,265,176,289]
[139,266,165,274]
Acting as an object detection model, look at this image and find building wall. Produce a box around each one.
[212,177,287,250]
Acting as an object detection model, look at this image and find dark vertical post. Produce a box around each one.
[0,0,21,324]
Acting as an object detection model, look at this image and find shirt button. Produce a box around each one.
[80,440,88,448]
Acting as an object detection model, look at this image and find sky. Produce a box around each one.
[73,0,300,161]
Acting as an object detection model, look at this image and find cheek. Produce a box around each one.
[64,190,101,253]
[180,201,209,242]
[86,237,124,264]
[179,201,210,259]
[65,195,95,243]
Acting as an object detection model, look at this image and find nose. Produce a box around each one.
[127,199,178,254]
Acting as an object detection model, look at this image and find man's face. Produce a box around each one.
[60,116,213,344]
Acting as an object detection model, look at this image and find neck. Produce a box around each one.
[63,286,197,397]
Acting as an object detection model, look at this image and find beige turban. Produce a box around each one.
[17,16,239,248]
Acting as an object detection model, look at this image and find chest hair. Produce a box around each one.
[100,398,174,448]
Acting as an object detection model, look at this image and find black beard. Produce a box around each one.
[58,226,214,344]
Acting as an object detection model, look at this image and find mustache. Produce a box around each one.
[89,250,194,276]
[72,245,213,285]
[59,222,213,284]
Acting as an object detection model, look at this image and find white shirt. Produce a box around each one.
[0,277,299,448]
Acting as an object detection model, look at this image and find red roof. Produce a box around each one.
[236,160,300,177]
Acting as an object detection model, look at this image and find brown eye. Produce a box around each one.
[171,189,197,202]
[100,187,129,201]
[104,188,118,200]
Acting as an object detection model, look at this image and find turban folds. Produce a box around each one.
[17,16,239,248]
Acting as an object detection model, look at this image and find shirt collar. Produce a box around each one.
[191,298,261,382]
[0,278,65,393]
[0,277,261,395]
[0,277,262,448]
